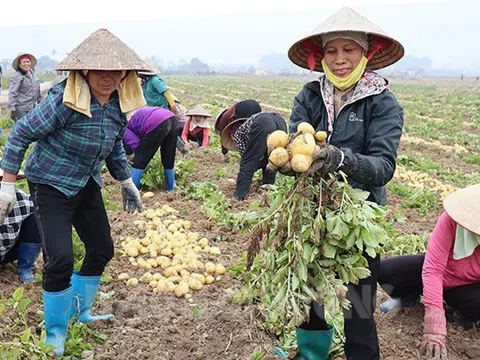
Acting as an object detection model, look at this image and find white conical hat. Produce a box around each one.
[288,7,404,72]
[56,28,151,71]
[443,184,480,236]
[138,58,161,76]
[186,105,212,117]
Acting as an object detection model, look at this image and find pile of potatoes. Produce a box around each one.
[117,204,226,301]
[394,165,457,200]
[267,122,328,174]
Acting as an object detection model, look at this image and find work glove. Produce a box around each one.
[119,178,144,214]
[308,145,354,176]
[0,181,16,224]
[421,308,448,359]
[10,110,17,121]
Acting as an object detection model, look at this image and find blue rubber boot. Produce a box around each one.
[164,168,175,191]
[71,271,114,323]
[43,286,73,357]
[17,242,41,283]
[130,167,145,189]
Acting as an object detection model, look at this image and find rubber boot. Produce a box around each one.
[130,167,145,189]
[17,242,41,283]
[164,168,175,191]
[43,286,73,357]
[71,271,114,323]
[379,294,420,313]
[294,326,334,360]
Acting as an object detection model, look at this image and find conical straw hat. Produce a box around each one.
[288,7,404,72]
[443,184,480,236]
[186,105,212,117]
[12,52,37,71]
[220,118,248,152]
[56,28,151,71]
[138,58,161,76]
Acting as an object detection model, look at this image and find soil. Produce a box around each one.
[1,150,478,360]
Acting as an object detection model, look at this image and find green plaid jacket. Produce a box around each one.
[1,80,130,197]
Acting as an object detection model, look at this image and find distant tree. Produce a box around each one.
[36,56,59,73]
[188,58,210,74]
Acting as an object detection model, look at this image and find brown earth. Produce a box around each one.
[1,149,478,360]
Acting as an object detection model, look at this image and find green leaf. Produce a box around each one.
[297,259,308,283]
[323,243,337,259]
[352,188,371,201]
[270,283,287,309]
[18,297,31,314]
[20,327,32,342]
[365,246,377,259]
[355,237,364,252]
[302,243,314,263]
[12,287,24,302]
[318,259,337,267]
[291,273,300,291]
[352,266,371,279]
[330,218,350,238]
[345,230,357,249]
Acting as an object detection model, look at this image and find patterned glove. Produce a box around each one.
[421,308,448,359]
[120,178,144,214]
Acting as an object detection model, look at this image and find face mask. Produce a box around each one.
[322,55,368,91]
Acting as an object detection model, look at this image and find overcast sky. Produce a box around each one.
[0,0,476,70]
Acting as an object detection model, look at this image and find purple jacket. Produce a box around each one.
[123,107,175,152]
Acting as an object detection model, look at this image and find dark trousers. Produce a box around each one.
[125,116,177,170]
[0,214,41,264]
[29,179,114,292]
[309,254,380,360]
[379,254,480,321]
[187,132,204,147]
[234,113,287,200]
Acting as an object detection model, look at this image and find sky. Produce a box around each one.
[0,0,477,71]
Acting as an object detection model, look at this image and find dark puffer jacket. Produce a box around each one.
[290,73,404,205]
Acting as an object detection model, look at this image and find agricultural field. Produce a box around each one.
[1,76,480,360]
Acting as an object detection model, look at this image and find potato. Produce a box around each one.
[141,238,151,247]
[216,276,222,282]
[117,273,130,281]
[161,259,172,269]
[215,264,226,275]
[140,272,153,283]
[153,273,163,281]
[145,263,152,270]
[291,154,313,173]
[142,191,155,199]
[161,248,173,256]
[205,262,216,274]
[164,267,179,278]
[198,238,209,248]
[289,133,316,157]
[126,278,138,287]
[210,247,221,255]
[140,247,149,255]
[192,273,206,285]
[156,280,168,292]
[148,259,158,268]
[180,269,191,278]
[126,247,139,258]
[205,276,215,284]
[174,283,189,298]
[314,131,328,142]
[188,278,203,291]
[267,130,289,149]
[150,250,158,258]
[149,280,158,289]
[269,147,289,167]
[297,122,315,135]
[168,224,178,233]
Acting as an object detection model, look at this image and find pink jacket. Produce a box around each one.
[422,212,480,334]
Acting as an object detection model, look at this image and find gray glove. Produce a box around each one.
[308,145,354,175]
[119,178,144,213]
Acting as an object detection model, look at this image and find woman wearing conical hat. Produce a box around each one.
[181,105,212,150]
[379,184,480,359]
[286,7,404,360]
[0,29,148,357]
[8,52,42,121]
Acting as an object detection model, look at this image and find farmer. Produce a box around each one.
[215,99,262,162]
[287,7,404,360]
[0,171,41,283]
[379,184,480,359]
[217,112,287,201]
[138,64,177,114]
[173,94,190,156]
[123,106,178,191]
[8,52,42,121]
[181,105,212,150]
[0,29,147,357]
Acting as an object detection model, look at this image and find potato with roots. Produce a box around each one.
[297,122,315,135]
[315,131,328,142]
[269,147,289,168]
[267,130,289,153]
[291,154,313,173]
